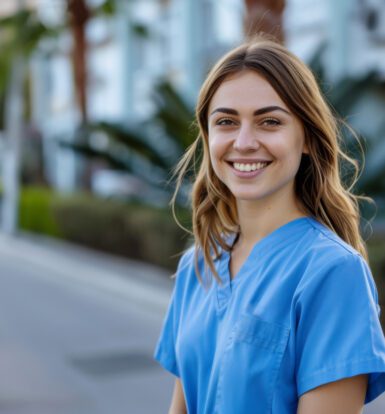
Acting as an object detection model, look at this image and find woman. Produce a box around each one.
[154,37,385,413]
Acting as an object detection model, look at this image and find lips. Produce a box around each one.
[227,159,273,163]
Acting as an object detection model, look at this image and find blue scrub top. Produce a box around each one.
[154,217,385,413]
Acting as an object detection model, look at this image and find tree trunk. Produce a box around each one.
[67,0,90,124]
[1,0,26,234]
[1,32,24,234]
[244,0,286,42]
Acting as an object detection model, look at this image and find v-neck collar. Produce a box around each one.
[216,217,314,311]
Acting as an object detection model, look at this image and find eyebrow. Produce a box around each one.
[209,105,290,117]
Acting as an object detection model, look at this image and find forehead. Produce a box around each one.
[208,70,288,113]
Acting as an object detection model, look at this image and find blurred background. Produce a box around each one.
[0,0,384,413]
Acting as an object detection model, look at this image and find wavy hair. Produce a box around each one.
[171,36,369,285]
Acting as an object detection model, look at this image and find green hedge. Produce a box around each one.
[18,186,189,270]
[19,186,62,237]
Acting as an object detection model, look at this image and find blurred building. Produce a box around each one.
[0,0,39,15]
[13,0,385,197]
[285,0,385,211]
[29,0,244,193]
[285,0,385,79]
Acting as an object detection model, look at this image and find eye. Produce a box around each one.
[261,117,281,127]
[216,117,236,126]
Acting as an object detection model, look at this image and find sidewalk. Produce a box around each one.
[0,230,174,315]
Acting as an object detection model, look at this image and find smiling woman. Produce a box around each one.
[208,70,306,206]
[153,36,385,414]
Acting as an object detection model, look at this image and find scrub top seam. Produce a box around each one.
[305,218,362,258]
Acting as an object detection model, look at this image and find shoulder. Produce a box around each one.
[302,217,367,270]
[176,244,196,273]
[295,218,374,298]
[305,217,359,255]
[173,244,205,289]
[170,244,214,311]
[174,242,222,295]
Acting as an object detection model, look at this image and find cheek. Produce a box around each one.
[274,133,305,162]
[208,135,222,161]
[208,139,226,179]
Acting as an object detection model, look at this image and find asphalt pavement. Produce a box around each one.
[0,231,175,414]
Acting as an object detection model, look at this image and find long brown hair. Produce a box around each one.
[171,36,369,285]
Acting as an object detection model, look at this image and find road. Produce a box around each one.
[0,233,174,414]
[0,232,383,413]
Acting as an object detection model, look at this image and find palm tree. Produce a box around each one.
[243,0,286,41]
[65,0,117,124]
[0,5,59,233]
[58,79,196,205]
[66,0,91,124]
[0,8,58,125]
[0,0,118,232]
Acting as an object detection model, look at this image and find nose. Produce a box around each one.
[233,123,260,152]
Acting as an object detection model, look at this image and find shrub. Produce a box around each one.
[51,193,189,269]
[16,186,189,270]
[19,186,62,237]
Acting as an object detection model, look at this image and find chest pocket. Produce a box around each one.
[215,313,290,414]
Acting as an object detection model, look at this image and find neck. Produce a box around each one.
[235,189,307,248]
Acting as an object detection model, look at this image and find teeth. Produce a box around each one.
[233,162,268,172]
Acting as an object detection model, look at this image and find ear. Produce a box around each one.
[302,141,309,155]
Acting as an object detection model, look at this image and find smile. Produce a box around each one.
[226,160,272,178]
[233,162,269,172]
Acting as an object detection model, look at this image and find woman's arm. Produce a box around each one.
[168,378,187,414]
[297,374,368,414]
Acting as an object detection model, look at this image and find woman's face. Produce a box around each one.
[207,70,307,205]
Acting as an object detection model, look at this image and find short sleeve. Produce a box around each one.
[153,248,195,377]
[153,284,180,377]
[295,253,385,403]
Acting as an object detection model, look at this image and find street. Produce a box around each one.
[0,233,384,413]
[0,233,174,414]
